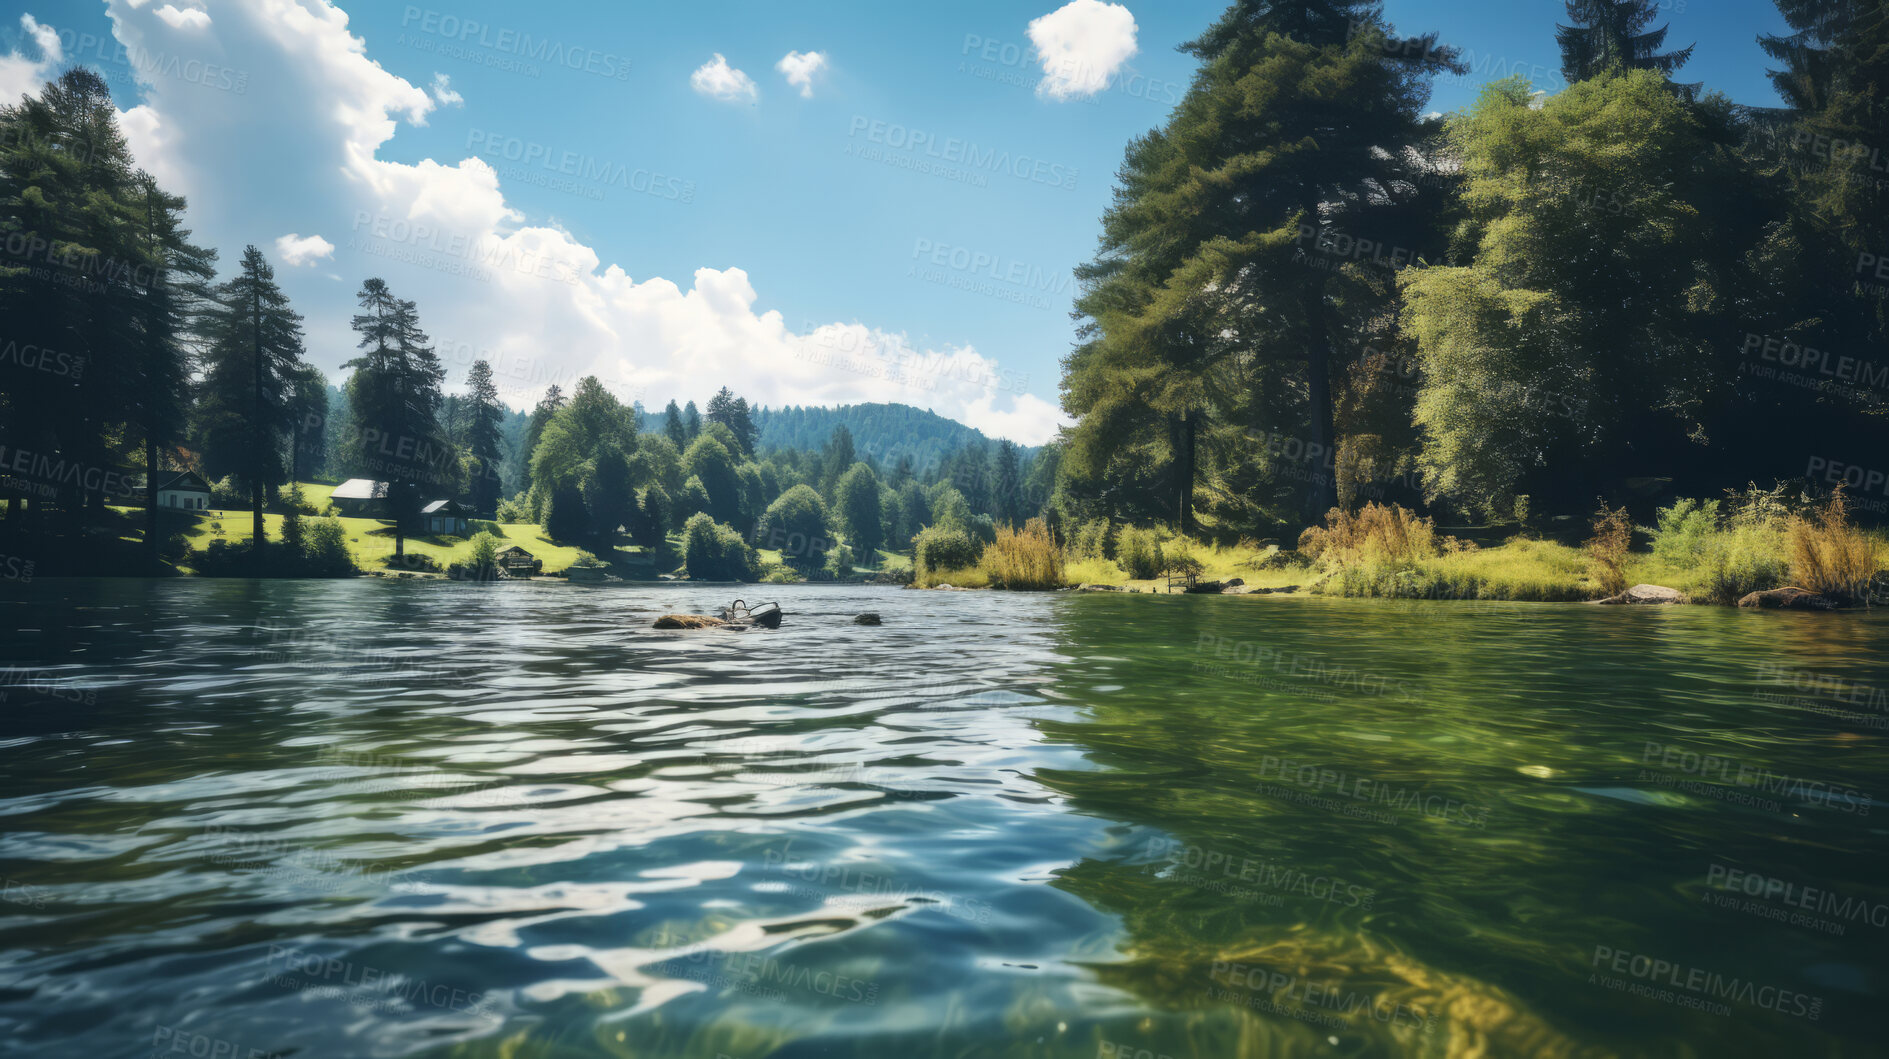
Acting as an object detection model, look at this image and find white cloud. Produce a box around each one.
[1027,0,1138,101]
[690,53,757,103]
[274,232,336,266]
[775,50,827,98]
[429,72,462,107]
[155,4,211,29]
[92,0,1059,443]
[0,15,62,102]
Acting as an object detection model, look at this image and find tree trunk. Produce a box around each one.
[1303,275,1338,521]
[145,436,159,570]
[252,286,266,553]
[1174,409,1197,536]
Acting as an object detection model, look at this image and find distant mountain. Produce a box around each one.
[752,403,1024,472]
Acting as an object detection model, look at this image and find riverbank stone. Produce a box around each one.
[1595,584,1685,605]
[1737,587,1840,610]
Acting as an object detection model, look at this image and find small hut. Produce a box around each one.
[330,478,390,517]
[155,471,211,511]
[495,545,541,576]
[420,499,471,536]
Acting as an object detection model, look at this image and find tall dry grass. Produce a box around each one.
[979,518,1065,590]
[1298,503,1439,565]
[1585,501,1632,597]
[1787,488,1879,602]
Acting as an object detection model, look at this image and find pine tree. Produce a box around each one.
[344,277,446,559]
[287,363,328,487]
[1557,0,1696,85]
[663,399,687,449]
[992,441,1023,527]
[683,400,702,441]
[820,425,856,496]
[521,384,566,502]
[705,387,758,455]
[463,360,504,517]
[197,245,305,556]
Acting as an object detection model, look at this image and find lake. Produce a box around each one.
[0,580,1884,1058]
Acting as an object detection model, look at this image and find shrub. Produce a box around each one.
[1585,500,1632,597]
[495,495,529,523]
[303,517,353,576]
[1298,503,1437,565]
[1068,518,1113,560]
[756,484,832,571]
[823,541,858,579]
[914,525,981,578]
[980,518,1064,590]
[1116,526,1165,579]
[1788,489,1878,602]
[762,565,804,584]
[681,512,757,581]
[383,551,441,573]
[464,532,503,580]
[1650,498,1720,565]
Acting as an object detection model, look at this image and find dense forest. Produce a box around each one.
[1054,0,1887,537]
[3,0,1883,583]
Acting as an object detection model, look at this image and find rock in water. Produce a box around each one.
[653,614,727,629]
[1736,587,1840,611]
[853,613,882,625]
[1594,584,1685,605]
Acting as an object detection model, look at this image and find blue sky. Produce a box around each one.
[1,0,1792,442]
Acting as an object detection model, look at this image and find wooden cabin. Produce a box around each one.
[421,499,471,536]
[330,478,391,517]
[155,471,212,511]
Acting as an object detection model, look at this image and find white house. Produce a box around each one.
[156,471,211,511]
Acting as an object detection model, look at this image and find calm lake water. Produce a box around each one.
[0,580,1885,1058]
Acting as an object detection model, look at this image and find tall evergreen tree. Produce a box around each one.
[663,398,687,448]
[683,400,702,441]
[344,277,446,559]
[197,246,305,553]
[130,171,215,566]
[1557,0,1696,85]
[820,425,856,495]
[992,440,1023,526]
[521,383,566,502]
[1062,0,1461,528]
[705,386,758,455]
[287,363,328,487]
[463,360,505,517]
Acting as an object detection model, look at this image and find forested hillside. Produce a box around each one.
[752,403,1021,472]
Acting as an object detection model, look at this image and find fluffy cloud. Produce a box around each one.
[775,50,827,98]
[1027,0,1138,100]
[155,5,212,29]
[690,53,758,103]
[274,232,335,266]
[428,72,462,108]
[90,0,1059,443]
[0,14,61,102]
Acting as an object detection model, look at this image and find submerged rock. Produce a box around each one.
[653,614,727,629]
[1595,584,1686,605]
[1075,583,1124,592]
[1737,587,1840,611]
[853,613,882,625]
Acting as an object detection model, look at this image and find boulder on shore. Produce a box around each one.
[1736,587,1840,611]
[1594,584,1686,605]
[653,614,727,629]
[1076,583,1124,592]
